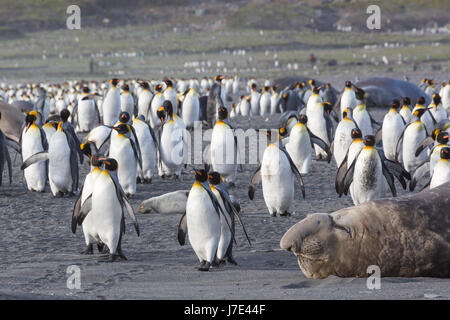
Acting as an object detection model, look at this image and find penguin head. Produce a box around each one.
[354,87,366,101]
[140,81,150,90]
[60,109,70,122]
[119,111,130,124]
[157,106,166,124]
[363,135,376,147]
[194,168,208,182]
[342,108,349,119]
[80,141,92,158]
[298,114,308,124]
[218,107,228,121]
[163,100,173,119]
[163,79,173,88]
[345,81,352,88]
[112,123,129,135]
[25,112,37,132]
[102,158,118,171]
[110,78,119,87]
[312,86,321,94]
[122,84,130,92]
[208,171,222,185]
[214,75,224,83]
[413,108,426,119]
[402,97,411,106]
[391,99,401,110]
[432,93,441,105]
[154,84,163,92]
[323,101,333,114]
[416,96,426,106]
[309,79,315,87]
[82,87,90,94]
[251,83,257,91]
[91,154,103,168]
[436,131,449,144]
[440,147,450,160]
[351,128,362,139]
[279,126,287,138]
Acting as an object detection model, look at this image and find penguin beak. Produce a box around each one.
[160,117,165,125]
[25,122,31,132]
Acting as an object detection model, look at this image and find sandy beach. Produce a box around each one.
[1,81,449,301]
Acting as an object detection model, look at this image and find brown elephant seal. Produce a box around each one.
[280,182,450,278]
[0,101,23,143]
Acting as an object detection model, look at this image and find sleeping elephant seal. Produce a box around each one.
[0,101,24,143]
[280,182,450,278]
[335,77,431,110]
[138,190,190,214]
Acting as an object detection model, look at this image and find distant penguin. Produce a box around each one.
[210,107,238,187]
[42,121,57,144]
[428,94,447,124]
[250,83,261,116]
[148,83,165,130]
[76,87,98,133]
[137,81,153,119]
[397,108,429,174]
[442,81,450,112]
[158,102,184,179]
[133,115,158,184]
[412,96,435,135]
[352,87,375,137]
[239,95,251,117]
[305,86,323,121]
[72,158,140,261]
[340,81,357,118]
[120,84,135,120]
[307,101,333,160]
[381,99,406,161]
[178,169,230,271]
[21,121,78,196]
[332,108,357,167]
[21,111,48,192]
[248,128,305,217]
[259,86,271,116]
[181,87,200,130]
[109,123,141,197]
[206,75,225,128]
[103,79,121,126]
[270,86,280,115]
[400,97,413,123]
[430,147,450,189]
[336,135,397,205]
[163,79,178,115]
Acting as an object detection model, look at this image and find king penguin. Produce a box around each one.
[248,128,305,217]
[103,79,121,126]
[352,87,376,137]
[148,83,165,130]
[137,81,153,119]
[340,80,357,118]
[21,111,48,192]
[181,87,200,130]
[72,157,140,262]
[120,84,135,121]
[430,147,450,189]
[400,97,413,124]
[178,169,230,271]
[133,115,158,184]
[381,99,406,161]
[332,108,357,167]
[210,107,238,187]
[163,79,178,115]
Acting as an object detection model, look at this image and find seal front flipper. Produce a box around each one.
[178,212,187,246]
[20,151,49,170]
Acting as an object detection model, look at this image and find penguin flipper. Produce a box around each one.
[281,147,305,199]
[4,142,12,184]
[374,127,383,146]
[5,136,21,154]
[177,212,187,246]
[335,154,348,196]
[395,123,410,162]
[122,196,140,237]
[77,194,92,226]
[203,143,211,167]
[129,135,142,171]
[381,161,396,197]
[217,187,252,247]
[307,128,332,163]
[342,148,364,196]
[415,136,434,157]
[248,165,262,200]
[72,183,85,233]
[409,162,430,192]
[20,151,49,170]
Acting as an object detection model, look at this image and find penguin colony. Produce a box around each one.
[0,76,449,269]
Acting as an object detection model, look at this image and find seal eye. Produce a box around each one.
[329,216,352,238]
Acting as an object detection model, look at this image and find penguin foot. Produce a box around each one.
[161,174,166,180]
[270,212,277,217]
[227,182,236,188]
[211,259,221,267]
[144,178,152,184]
[280,211,291,217]
[67,191,75,197]
[80,244,93,255]
[54,191,64,198]
[227,256,238,265]
[97,243,107,253]
[126,193,134,199]
[198,262,211,271]
[136,177,142,184]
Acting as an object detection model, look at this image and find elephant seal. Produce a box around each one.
[0,101,24,143]
[335,77,430,110]
[280,182,450,278]
[138,190,190,214]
